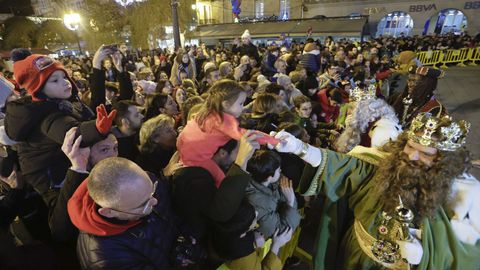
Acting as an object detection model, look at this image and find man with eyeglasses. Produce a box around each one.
[68,157,176,270]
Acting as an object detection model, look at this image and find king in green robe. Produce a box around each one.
[297,135,480,270]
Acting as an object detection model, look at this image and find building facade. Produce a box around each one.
[193,0,303,24]
[194,0,479,38]
[303,0,479,37]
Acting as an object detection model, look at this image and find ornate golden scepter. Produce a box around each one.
[395,195,414,269]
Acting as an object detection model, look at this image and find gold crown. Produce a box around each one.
[350,84,376,102]
[408,113,470,151]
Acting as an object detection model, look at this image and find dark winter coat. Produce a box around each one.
[171,164,251,241]
[112,128,140,162]
[299,53,320,74]
[136,147,175,177]
[261,53,278,78]
[232,43,260,62]
[4,96,103,177]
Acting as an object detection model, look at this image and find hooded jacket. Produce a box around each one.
[69,176,176,270]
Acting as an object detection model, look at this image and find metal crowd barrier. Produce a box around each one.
[416,47,480,68]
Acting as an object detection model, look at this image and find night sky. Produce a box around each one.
[0,0,34,16]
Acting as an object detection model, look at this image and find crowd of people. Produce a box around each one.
[0,30,479,270]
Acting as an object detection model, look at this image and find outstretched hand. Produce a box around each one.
[271,227,293,255]
[62,127,90,172]
[96,104,117,135]
[280,176,295,207]
[92,45,112,70]
[269,130,303,154]
[0,170,22,189]
[111,51,124,72]
[235,130,261,171]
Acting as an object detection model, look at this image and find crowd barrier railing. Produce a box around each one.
[416,50,443,68]
[469,47,480,66]
[416,47,480,68]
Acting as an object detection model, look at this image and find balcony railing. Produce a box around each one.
[198,18,219,25]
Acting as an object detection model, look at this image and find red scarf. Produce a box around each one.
[67,179,141,236]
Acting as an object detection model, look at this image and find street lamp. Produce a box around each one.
[64,13,82,55]
[171,0,181,49]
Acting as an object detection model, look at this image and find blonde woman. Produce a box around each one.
[136,114,177,176]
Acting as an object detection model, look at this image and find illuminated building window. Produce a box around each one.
[255,0,265,18]
[377,11,413,37]
[279,0,290,20]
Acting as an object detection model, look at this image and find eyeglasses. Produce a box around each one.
[110,181,158,216]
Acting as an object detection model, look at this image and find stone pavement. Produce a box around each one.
[435,66,480,178]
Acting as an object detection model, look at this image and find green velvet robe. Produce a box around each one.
[299,147,480,270]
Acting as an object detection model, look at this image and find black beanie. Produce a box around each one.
[10,48,32,63]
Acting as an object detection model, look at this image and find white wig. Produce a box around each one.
[334,98,400,153]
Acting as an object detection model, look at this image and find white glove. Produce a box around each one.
[270,130,303,154]
[270,130,322,167]
[396,237,423,265]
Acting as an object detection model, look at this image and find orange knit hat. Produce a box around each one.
[13,54,70,101]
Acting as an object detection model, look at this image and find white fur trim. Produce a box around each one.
[369,118,402,148]
[450,219,480,245]
[450,173,480,245]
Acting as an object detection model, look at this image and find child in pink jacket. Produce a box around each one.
[177,80,279,187]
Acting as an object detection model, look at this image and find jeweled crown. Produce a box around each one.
[350,84,376,102]
[408,113,470,151]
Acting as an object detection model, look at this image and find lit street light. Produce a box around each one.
[64,13,83,55]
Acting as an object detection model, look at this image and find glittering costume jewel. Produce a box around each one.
[401,95,413,125]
